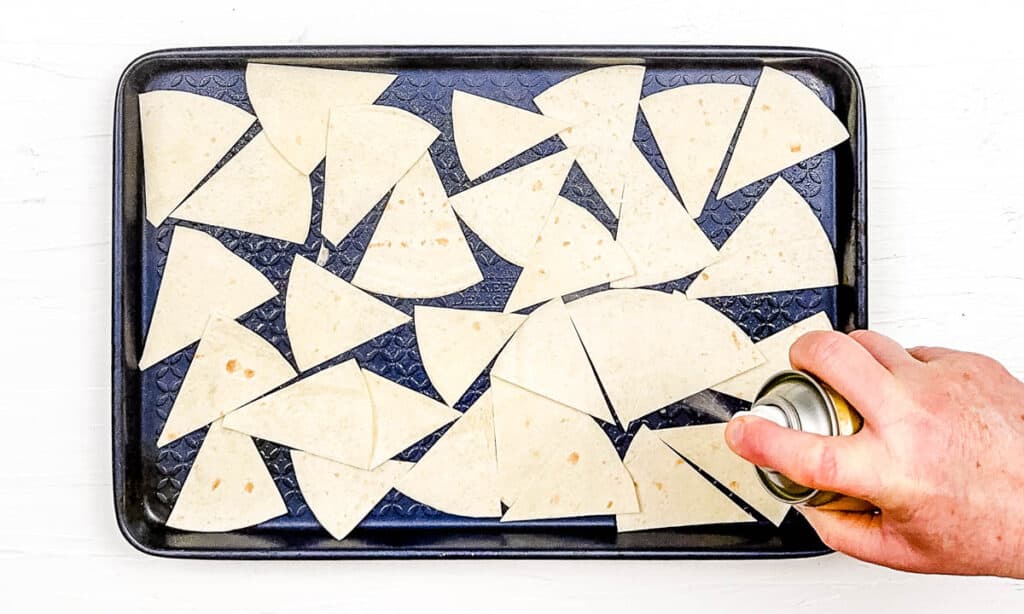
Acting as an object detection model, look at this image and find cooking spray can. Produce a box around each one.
[736,370,873,511]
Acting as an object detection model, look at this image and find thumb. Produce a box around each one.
[725,415,878,503]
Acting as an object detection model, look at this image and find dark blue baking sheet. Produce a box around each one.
[112,46,867,559]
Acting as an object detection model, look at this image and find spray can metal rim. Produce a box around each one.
[743,370,867,509]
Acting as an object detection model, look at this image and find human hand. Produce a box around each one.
[725,330,1024,577]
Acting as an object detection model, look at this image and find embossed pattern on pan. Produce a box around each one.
[113,47,866,558]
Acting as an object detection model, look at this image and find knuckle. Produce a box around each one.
[792,330,846,369]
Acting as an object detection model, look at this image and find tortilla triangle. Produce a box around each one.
[448,148,575,265]
[222,359,374,468]
[171,132,312,243]
[291,451,411,540]
[453,90,569,180]
[245,63,396,174]
[718,67,849,197]
[534,65,645,217]
[609,147,718,288]
[491,298,613,423]
[285,255,410,372]
[500,398,638,522]
[362,370,462,468]
[157,314,296,447]
[568,290,764,425]
[616,426,754,531]
[656,422,791,526]
[166,420,286,531]
[395,390,501,517]
[415,306,526,406]
[139,90,256,226]
[685,178,837,299]
[640,83,751,217]
[351,154,483,298]
[504,196,633,313]
[713,311,833,401]
[322,105,440,245]
[139,227,277,370]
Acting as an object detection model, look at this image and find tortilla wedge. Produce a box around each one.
[616,426,754,532]
[166,419,286,532]
[222,360,375,469]
[656,422,791,526]
[415,306,526,406]
[157,314,296,447]
[171,132,312,243]
[567,290,764,425]
[245,63,396,174]
[717,67,849,198]
[139,227,277,370]
[685,178,837,299]
[452,90,569,180]
[138,90,256,226]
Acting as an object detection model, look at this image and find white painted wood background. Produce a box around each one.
[2,1,1023,611]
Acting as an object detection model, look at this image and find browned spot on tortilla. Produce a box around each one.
[471,321,481,331]
[334,472,340,478]
[553,216,560,224]
[209,136,217,143]
[730,331,741,349]
[400,241,409,248]
[435,237,449,246]
[536,234,543,242]
[789,144,802,153]
[610,187,617,194]
[399,199,406,205]
[369,241,386,248]
[597,239,604,245]
[565,127,573,134]
[538,268,546,275]
[698,98,704,106]
[166,432,178,441]
[244,368,255,379]
[761,104,771,112]
[225,359,239,373]
[386,241,392,248]
[567,452,580,465]
[550,494,561,504]
[524,418,531,428]
[418,189,425,197]
[729,480,739,489]
[562,240,571,247]
[675,459,685,466]
[532,180,544,192]
[295,135,302,145]
[420,240,426,246]
[211,478,221,490]
[606,501,614,509]
[654,481,664,491]
[701,272,710,281]
[704,119,712,127]
[244,482,254,493]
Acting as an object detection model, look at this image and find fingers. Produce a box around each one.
[799,507,889,563]
[907,346,958,363]
[848,330,915,372]
[790,330,898,421]
[726,416,879,502]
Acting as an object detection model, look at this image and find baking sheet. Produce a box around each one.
[112,46,867,558]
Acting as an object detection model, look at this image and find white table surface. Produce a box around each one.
[3,1,1023,611]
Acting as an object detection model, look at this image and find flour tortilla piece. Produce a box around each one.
[640,83,751,217]
[285,255,410,372]
[171,132,312,243]
[395,391,501,517]
[534,65,645,217]
[685,178,837,299]
[166,420,286,531]
[362,369,462,468]
[452,90,570,180]
[322,105,440,245]
[157,314,296,447]
[718,67,850,197]
[713,311,833,401]
[490,377,583,506]
[504,197,633,313]
[657,423,791,526]
[609,147,718,288]
[139,90,256,226]
[245,63,396,174]
[291,451,411,540]
[491,298,613,423]
[448,148,576,266]
[222,360,375,469]
[500,406,638,522]
[139,227,277,370]
[567,290,764,426]
[351,154,483,298]
[414,306,526,406]
[616,426,754,532]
